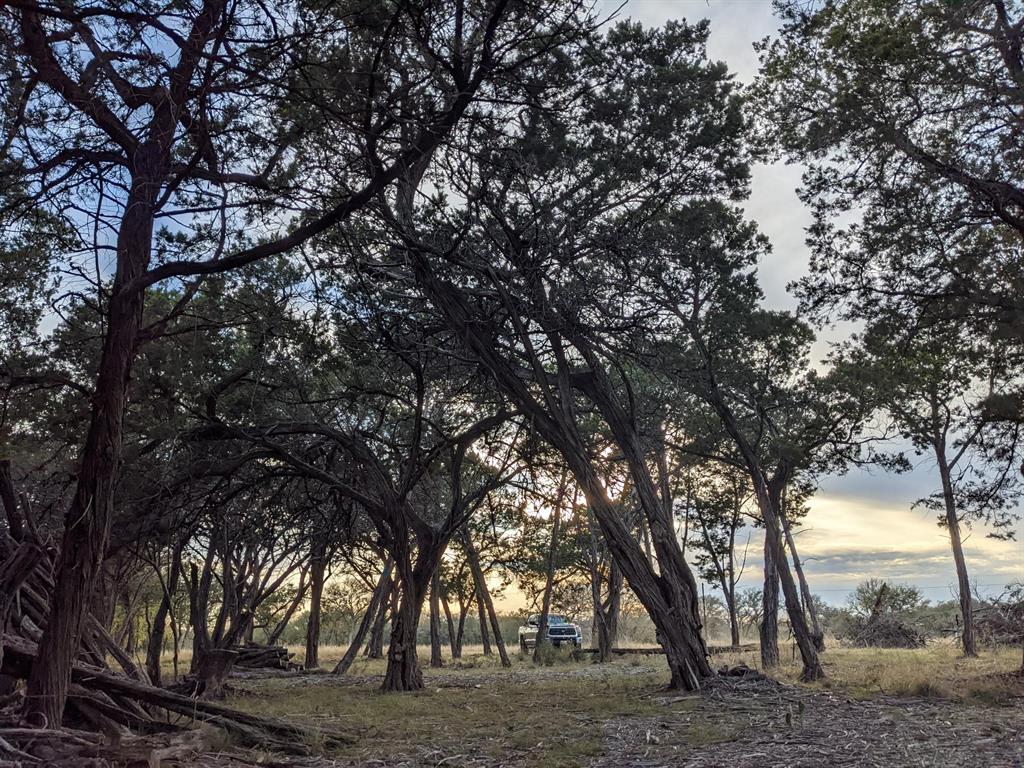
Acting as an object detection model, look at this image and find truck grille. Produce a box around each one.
[549,627,575,636]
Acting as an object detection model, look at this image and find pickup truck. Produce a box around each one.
[518,613,583,652]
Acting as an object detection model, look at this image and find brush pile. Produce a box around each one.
[839,582,926,649]
[974,595,1024,646]
[841,615,926,649]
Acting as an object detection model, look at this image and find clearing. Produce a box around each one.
[198,644,1024,768]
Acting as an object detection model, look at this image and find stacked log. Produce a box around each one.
[231,644,297,670]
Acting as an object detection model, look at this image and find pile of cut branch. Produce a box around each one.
[839,582,925,649]
[974,597,1024,646]
[841,616,926,649]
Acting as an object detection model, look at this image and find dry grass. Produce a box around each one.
[212,642,1022,766]
[228,657,702,767]
[714,640,1024,703]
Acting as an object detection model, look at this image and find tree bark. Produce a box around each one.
[145,541,184,686]
[476,591,492,654]
[937,448,976,656]
[779,506,824,651]
[461,527,509,666]
[382,562,427,692]
[587,509,611,662]
[441,590,459,659]
[455,601,467,658]
[304,541,328,670]
[429,569,444,668]
[760,532,780,668]
[364,578,390,659]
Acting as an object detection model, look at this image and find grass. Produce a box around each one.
[229,654,699,766]
[713,640,1024,703]
[145,637,1024,765]
[211,641,1022,765]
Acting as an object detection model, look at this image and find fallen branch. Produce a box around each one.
[1,634,355,753]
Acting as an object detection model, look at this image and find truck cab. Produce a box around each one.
[518,613,583,652]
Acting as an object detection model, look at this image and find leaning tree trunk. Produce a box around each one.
[476,592,492,654]
[429,570,444,668]
[760,532,780,668]
[364,578,390,659]
[454,601,468,657]
[304,542,328,670]
[335,560,393,675]
[780,507,824,651]
[937,452,976,656]
[145,541,184,685]
[441,591,460,659]
[462,527,509,666]
[751,473,824,680]
[408,252,711,689]
[23,207,153,726]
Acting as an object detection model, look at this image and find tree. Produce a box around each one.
[2,0,597,719]
[686,466,752,647]
[759,0,1024,393]
[381,19,750,691]
[840,315,1022,655]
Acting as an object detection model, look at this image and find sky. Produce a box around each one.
[492,0,1024,612]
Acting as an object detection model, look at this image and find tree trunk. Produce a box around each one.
[760,531,780,668]
[476,592,492,654]
[188,546,217,672]
[429,570,444,668]
[763,493,824,680]
[145,542,184,686]
[335,560,392,675]
[726,590,740,648]
[605,560,621,648]
[937,450,976,656]
[441,590,459,659]
[455,602,467,657]
[587,509,611,662]
[407,255,711,689]
[365,579,390,659]
[267,570,309,645]
[192,648,238,700]
[304,542,328,670]
[779,507,824,651]
[462,527,509,666]
[382,564,426,692]
[534,487,564,663]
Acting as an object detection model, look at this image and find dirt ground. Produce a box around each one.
[197,648,1024,768]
